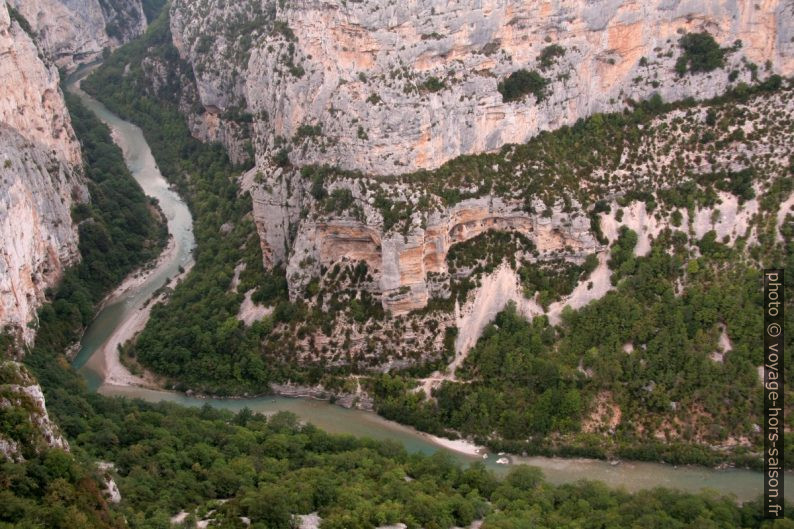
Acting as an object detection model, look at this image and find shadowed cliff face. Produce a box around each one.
[170,0,794,175]
[9,0,147,73]
[0,2,87,342]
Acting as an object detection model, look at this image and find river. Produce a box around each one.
[66,77,788,504]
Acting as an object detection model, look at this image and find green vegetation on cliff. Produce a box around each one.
[81,12,287,395]
[497,69,548,102]
[675,32,728,76]
[31,93,167,357]
[8,369,794,529]
[371,222,794,468]
[74,6,794,471]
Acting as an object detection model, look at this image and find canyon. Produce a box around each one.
[0,0,149,461]
[1,0,148,342]
[1,1,793,524]
[159,0,794,322]
[4,0,793,374]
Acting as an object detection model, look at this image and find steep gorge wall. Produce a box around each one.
[0,1,86,342]
[169,0,794,317]
[9,0,147,72]
[243,80,794,320]
[171,0,794,175]
[376,199,596,313]
[243,169,599,313]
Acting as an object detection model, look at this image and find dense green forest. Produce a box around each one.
[82,11,288,395]
[74,6,794,469]
[8,357,794,529]
[372,219,794,467]
[30,93,167,358]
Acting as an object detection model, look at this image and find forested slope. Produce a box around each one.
[80,7,794,470]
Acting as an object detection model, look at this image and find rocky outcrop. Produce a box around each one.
[8,0,147,72]
[97,462,122,504]
[376,197,596,313]
[171,0,794,175]
[251,166,598,313]
[243,81,794,359]
[242,166,306,268]
[0,360,69,461]
[0,1,86,342]
[271,381,374,410]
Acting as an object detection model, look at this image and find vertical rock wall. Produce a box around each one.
[9,0,148,73]
[0,1,86,342]
[171,0,794,175]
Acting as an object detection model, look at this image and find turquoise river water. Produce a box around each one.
[66,76,789,503]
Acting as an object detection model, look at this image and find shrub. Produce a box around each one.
[675,32,725,75]
[294,123,322,142]
[323,188,355,214]
[274,148,290,167]
[538,44,565,70]
[497,69,548,102]
[422,76,445,93]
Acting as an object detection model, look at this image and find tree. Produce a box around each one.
[498,70,549,102]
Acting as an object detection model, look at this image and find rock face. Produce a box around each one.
[149,0,794,372]
[379,198,594,314]
[9,0,147,72]
[169,0,793,318]
[245,168,598,313]
[170,0,794,175]
[0,1,86,342]
[0,360,69,461]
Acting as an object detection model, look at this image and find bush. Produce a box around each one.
[675,32,726,75]
[422,76,445,93]
[538,44,565,70]
[497,69,548,102]
[274,148,290,167]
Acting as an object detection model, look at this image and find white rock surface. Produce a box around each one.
[171,0,794,175]
[9,0,147,72]
[0,2,87,342]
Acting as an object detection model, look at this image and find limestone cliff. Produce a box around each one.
[241,161,598,313]
[101,0,792,372]
[276,187,597,313]
[0,1,86,342]
[239,79,793,369]
[0,359,69,462]
[170,0,794,175]
[167,0,794,319]
[8,0,147,72]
